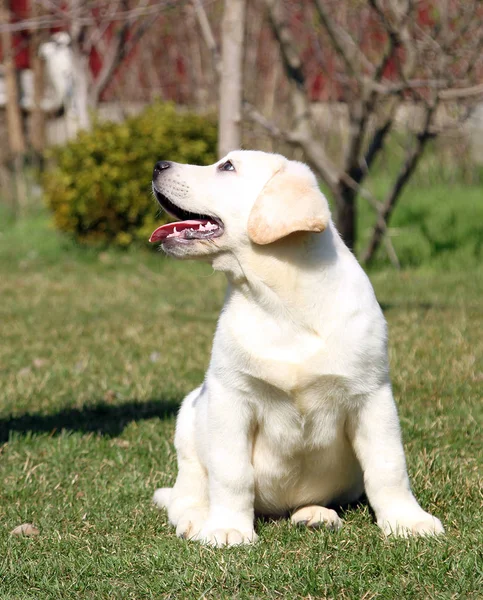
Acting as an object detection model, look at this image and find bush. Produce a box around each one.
[44,103,217,247]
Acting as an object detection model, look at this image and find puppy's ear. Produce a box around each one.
[247,169,330,245]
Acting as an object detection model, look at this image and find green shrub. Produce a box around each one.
[44,103,217,247]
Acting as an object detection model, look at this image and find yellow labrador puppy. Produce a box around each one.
[150,150,444,546]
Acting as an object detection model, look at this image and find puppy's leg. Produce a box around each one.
[198,376,258,547]
[348,383,444,537]
[291,505,342,530]
[154,387,208,540]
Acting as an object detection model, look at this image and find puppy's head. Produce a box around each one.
[150,150,330,259]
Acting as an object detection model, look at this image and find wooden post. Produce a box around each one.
[0,0,27,215]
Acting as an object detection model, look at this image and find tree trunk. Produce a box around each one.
[335,183,357,251]
[218,0,246,158]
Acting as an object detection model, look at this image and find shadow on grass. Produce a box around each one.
[0,398,180,443]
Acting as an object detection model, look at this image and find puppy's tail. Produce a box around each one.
[153,487,172,509]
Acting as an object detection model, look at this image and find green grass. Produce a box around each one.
[0,206,482,599]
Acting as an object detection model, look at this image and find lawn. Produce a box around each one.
[0,198,482,598]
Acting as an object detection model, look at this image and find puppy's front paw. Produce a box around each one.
[200,527,258,547]
[153,487,172,509]
[175,507,208,541]
[379,511,444,538]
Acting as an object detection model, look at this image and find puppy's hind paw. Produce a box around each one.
[291,505,342,531]
[153,487,172,509]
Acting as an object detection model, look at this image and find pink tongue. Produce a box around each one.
[149,220,211,243]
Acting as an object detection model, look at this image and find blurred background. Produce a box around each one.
[0,0,481,267]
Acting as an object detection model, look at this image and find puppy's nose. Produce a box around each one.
[153,161,171,178]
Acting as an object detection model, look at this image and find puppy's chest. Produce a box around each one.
[224,309,334,396]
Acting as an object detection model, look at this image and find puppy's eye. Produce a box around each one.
[218,160,235,172]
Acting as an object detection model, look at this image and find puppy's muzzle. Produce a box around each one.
[149,160,224,244]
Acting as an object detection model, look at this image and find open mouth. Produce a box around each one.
[149,187,224,244]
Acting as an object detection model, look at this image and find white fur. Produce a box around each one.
[152,150,444,546]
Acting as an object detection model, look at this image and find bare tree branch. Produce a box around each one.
[192,0,221,79]
[313,0,366,82]
[0,0,182,32]
[361,103,437,264]
[244,102,289,141]
[88,0,160,105]
[263,0,340,195]
[383,234,401,269]
[246,98,386,216]
[349,1,416,172]
[363,118,393,173]
[88,1,130,105]
[438,83,483,101]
